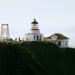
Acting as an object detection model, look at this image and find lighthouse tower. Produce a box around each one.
[25,19,43,41]
[31,19,40,34]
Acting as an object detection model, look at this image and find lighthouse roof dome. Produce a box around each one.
[31,19,38,24]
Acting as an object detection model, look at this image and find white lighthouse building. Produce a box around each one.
[25,19,43,41]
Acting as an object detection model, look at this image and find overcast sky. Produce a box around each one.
[0,0,75,47]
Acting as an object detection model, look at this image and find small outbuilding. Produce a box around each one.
[44,33,69,48]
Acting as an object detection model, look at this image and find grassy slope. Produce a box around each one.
[0,42,75,75]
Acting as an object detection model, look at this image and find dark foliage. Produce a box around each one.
[0,42,75,75]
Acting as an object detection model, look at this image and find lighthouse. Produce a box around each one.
[25,19,43,41]
[31,19,40,34]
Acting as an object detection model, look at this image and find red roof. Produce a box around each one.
[48,33,69,40]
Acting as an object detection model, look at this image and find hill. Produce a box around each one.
[0,42,75,75]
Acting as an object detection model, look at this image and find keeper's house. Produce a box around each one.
[43,33,69,48]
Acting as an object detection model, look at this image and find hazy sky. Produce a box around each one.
[0,0,75,46]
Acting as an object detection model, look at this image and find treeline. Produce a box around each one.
[0,42,75,75]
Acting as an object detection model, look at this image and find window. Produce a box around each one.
[66,41,67,46]
[58,41,61,46]
[54,35,56,38]
[37,35,39,41]
[40,35,41,40]
[34,36,35,39]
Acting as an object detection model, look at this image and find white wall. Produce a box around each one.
[56,39,69,48]
[31,29,40,34]
[25,33,43,42]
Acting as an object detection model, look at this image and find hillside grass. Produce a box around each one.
[0,42,75,75]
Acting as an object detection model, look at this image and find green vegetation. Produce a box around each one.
[0,42,75,75]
